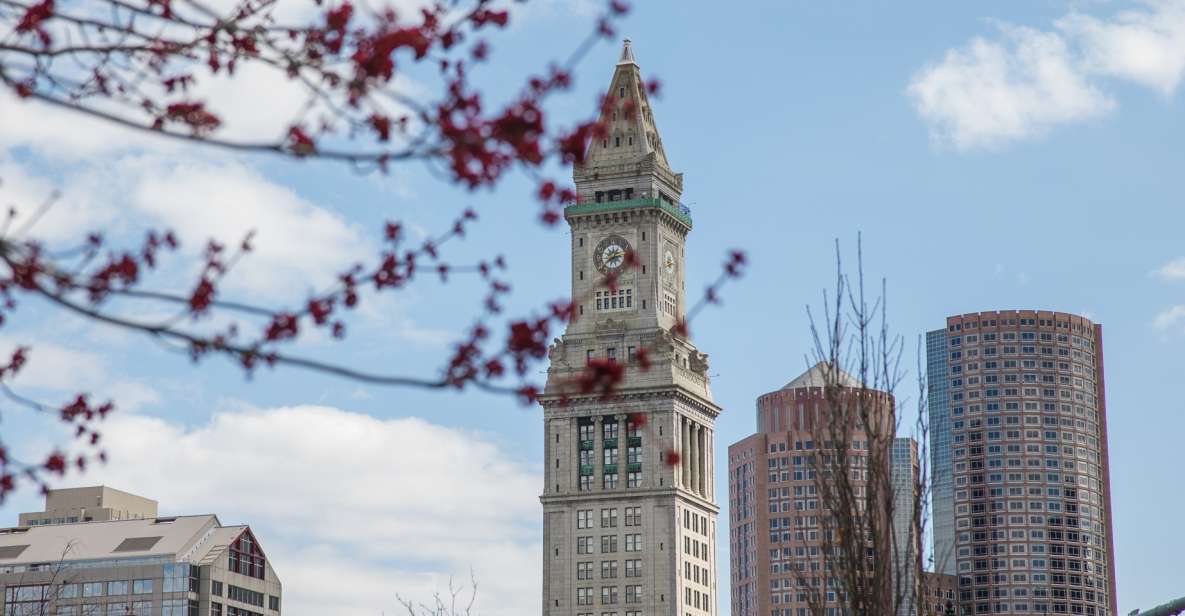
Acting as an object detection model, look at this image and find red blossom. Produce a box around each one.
[574,358,624,398]
[635,347,652,371]
[16,0,54,45]
[663,449,681,466]
[43,452,67,475]
[160,102,221,135]
[286,126,316,155]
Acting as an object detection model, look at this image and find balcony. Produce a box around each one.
[565,197,692,227]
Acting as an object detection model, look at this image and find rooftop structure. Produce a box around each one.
[19,486,158,527]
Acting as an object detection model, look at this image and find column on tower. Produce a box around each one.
[690,423,701,497]
[692,424,701,495]
[615,413,628,488]
[677,414,687,490]
[701,428,710,499]
[681,416,691,488]
[594,415,604,492]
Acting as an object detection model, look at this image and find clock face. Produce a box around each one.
[663,249,676,274]
[594,235,632,275]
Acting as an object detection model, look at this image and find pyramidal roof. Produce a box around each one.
[782,361,863,390]
[582,39,670,169]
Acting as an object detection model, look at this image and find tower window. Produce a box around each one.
[596,288,633,311]
[615,136,621,147]
[628,136,633,145]
[619,87,625,98]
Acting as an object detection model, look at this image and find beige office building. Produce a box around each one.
[539,40,721,616]
[19,486,158,527]
[1,488,281,616]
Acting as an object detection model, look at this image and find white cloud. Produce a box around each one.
[123,155,370,297]
[1061,0,1185,95]
[1153,305,1185,331]
[0,158,119,243]
[64,405,541,616]
[908,25,1113,150]
[1153,256,1185,280]
[909,1,1185,149]
[0,336,160,412]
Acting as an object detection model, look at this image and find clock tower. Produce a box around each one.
[539,40,721,616]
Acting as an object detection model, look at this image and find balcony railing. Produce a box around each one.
[565,198,692,226]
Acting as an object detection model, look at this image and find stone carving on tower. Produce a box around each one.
[539,39,721,616]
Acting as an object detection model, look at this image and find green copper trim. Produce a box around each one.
[565,198,692,227]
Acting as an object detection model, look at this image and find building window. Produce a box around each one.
[625,559,642,577]
[601,535,619,553]
[625,507,641,526]
[626,585,642,604]
[596,288,633,311]
[228,530,267,580]
[577,562,593,580]
[601,509,618,528]
[578,510,593,529]
[601,560,618,578]
[602,586,619,605]
[625,533,642,552]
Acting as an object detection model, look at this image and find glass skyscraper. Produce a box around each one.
[927,329,955,576]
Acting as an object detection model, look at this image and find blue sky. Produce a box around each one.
[2,1,1185,614]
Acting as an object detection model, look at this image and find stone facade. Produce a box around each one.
[539,40,720,616]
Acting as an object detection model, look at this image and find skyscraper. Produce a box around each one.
[891,437,920,616]
[539,40,720,616]
[927,310,1117,616]
[727,362,898,616]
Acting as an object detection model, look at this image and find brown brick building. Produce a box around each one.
[727,363,906,616]
[927,310,1117,616]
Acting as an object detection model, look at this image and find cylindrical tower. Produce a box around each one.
[927,310,1117,616]
[727,362,904,616]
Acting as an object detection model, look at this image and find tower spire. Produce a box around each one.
[580,38,670,170]
[618,38,637,66]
